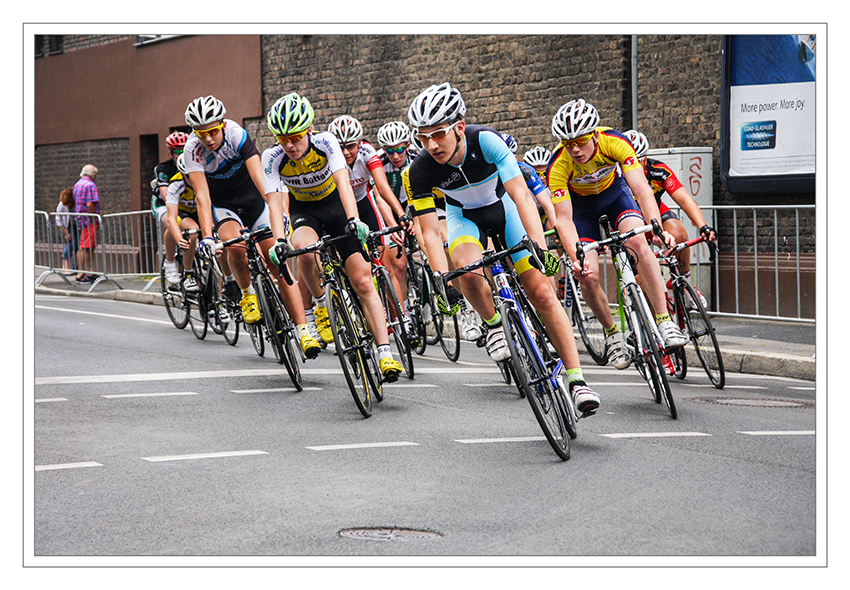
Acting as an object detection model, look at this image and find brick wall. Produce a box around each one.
[34,139,131,214]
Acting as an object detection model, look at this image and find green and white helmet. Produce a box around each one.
[377,121,411,147]
[267,93,315,135]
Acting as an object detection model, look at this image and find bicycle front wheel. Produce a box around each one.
[502,302,570,461]
[187,294,208,340]
[678,281,725,389]
[377,267,413,379]
[160,256,188,329]
[572,298,607,365]
[258,274,302,391]
[629,285,677,419]
[327,283,372,418]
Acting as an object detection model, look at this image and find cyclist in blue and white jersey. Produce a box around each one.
[154,132,188,286]
[406,83,599,412]
[183,95,320,358]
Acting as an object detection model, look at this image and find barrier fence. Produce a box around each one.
[35,209,162,293]
[34,204,816,322]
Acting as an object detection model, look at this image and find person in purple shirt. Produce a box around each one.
[73,164,100,283]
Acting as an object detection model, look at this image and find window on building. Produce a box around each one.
[35,35,44,57]
[47,35,63,55]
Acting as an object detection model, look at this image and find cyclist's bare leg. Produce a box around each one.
[291,225,324,300]
[617,216,668,315]
[178,217,199,271]
[258,235,307,325]
[449,241,497,321]
[344,252,391,347]
[519,267,581,369]
[663,218,691,274]
[216,219,252,290]
[575,247,617,330]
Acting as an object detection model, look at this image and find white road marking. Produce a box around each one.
[737,431,815,436]
[230,387,322,393]
[34,398,68,403]
[35,461,102,471]
[455,437,546,444]
[787,386,816,391]
[36,367,503,385]
[681,384,767,389]
[101,392,200,399]
[600,432,712,439]
[35,305,172,325]
[306,442,419,451]
[141,450,269,462]
[383,383,438,388]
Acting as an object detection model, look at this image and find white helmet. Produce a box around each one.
[551,98,600,141]
[327,115,364,144]
[624,129,649,158]
[523,146,552,167]
[176,153,187,175]
[377,121,411,146]
[185,95,227,127]
[408,83,466,129]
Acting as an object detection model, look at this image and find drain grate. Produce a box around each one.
[339,528,442,542]
[691,397,814,408]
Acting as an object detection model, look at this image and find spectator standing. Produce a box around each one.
[73,164,100,284]
[56,188,77,274]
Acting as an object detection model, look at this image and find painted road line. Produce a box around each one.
[737,431,815,436]
[35,461,102,471]
[36,367,503,386]
[787,386,816,391]
[681,384,767,389]
[382,383,438,388]
[306,442,420,451]
[455,437,546,444]
[101,392,200,399]
[35,398,68,403]
[35,305,172,325]
[141,450,268,462]
[230,387,323,393]
[600,432,712,439]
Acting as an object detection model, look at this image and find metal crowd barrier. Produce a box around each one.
[596,204,815,323]
[36,204,815,322]
[35,210,162,294]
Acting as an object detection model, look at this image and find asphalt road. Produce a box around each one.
[32,294,819,561]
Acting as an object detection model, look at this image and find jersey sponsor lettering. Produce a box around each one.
[261,131,346,202]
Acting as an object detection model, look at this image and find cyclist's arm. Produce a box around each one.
[333,168,359,221]
[165,204,184,247]
[535,186,557,232]
[623,167,663,225]
[370,165,406,220]
[418,210,449,275]
[265,190,289,242]
[667,186,710,234]
[552,198,584,272]
[503,175,547,246]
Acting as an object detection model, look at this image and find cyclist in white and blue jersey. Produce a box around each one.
[183,95,320,358]
[406,83,599,412]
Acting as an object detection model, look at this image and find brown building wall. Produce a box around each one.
[34,35,262,212]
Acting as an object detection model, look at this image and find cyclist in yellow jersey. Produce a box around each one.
[164,154,201,292]
[262,93,403,381]
[547,99,686,369]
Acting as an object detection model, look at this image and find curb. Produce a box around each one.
[36,286,815,382]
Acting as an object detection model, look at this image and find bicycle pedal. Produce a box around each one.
[579,409,597,419]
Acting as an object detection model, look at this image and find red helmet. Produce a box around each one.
[165,131,189,150]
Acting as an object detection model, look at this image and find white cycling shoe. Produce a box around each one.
[658,320,687,348]
[485,326,511,362]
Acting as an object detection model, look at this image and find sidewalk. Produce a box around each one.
[33,268,817,382]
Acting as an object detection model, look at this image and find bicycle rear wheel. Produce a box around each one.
[502,302,570,461]
[160,256,188,329]
[377,267,414,379]
[678,281,725,389]
[327,283,372,418]
[629,285,677,419]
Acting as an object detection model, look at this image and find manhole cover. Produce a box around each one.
[339,528,442,542]
[692,397,814,408]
